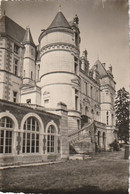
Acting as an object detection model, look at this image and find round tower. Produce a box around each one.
[22,27,36,86]
[38,11,81,132]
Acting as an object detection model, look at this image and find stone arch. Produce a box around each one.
[20,112,44,134]
[46,120,58,134]
[0,112,18,131]
[0,112,19,154]
[97,131,101,146]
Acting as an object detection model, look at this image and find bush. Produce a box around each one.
[109,140,120,151]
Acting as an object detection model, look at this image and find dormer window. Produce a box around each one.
[14,44,20,55]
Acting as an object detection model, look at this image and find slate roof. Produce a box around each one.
[22,27,35,46]
[47,11,71,30]
[0,16,26,43]
[93,60,108,77]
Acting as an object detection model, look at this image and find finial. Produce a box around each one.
[26,25,30,29]
[73,14,79,24]
[59,5,61,12]
[97,53,99,60]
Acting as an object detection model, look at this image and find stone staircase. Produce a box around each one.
[68,119,95,154]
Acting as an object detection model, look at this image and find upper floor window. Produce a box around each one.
[75,89,78,111]
[0,117,13,154]
[26,99,31,104]
[90,86,93,99]
[85,82,88,95]
[74,56,78,75]
[14,44,20,55]
[14,59,18,76]
[106,111,109,125]
[31,71,33,80]
[13,91,17,103]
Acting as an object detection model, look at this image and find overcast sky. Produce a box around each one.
[1,0,129,91]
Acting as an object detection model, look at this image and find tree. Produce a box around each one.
[115,87,129,143]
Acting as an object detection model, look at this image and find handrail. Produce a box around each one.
[68,119,94,137]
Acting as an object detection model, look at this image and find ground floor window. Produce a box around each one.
[47,125,56,153]
[0,117,13,154]
[22,117,40,153]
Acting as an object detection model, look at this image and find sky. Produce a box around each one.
[1,0,129,91]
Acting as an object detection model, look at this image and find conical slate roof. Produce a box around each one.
[0,16,25,42]
[22,27,35,46]
[47,11,70,30]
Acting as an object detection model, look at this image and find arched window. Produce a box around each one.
[97,131,100,146]
[22,117,40,153]
[47,125,56,153]
[0,117,13,154]
[103,132,106,149]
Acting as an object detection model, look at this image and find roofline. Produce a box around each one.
[38,27,73,43]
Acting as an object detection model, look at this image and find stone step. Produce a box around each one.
[69,154,91,160]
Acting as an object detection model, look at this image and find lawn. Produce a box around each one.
[0,150,129,194]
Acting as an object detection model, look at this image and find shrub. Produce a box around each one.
[109,140,120,151]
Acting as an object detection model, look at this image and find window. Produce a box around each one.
[97,131,100,146]
[13,91,17,103]
[75,89,78,111]
[90,86,93,98]
[22,117,40,153]
[24,70,25,77]
[85,82,87,95]
[0,117,13,154]
[44,99,49,104]
[38,70,40,80]
[31,71,33,80]
[26,99,31,104]
[96,90,99,101]
[74,56,78,75]
[14,59,18,76]
[106,111,109,125]
[112,114,114,126]
[14,44,20,54]
[91,109,94,114]
[47,125,55,153]
[77,120,80,129]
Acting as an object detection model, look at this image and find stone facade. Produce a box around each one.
[0,11,117,165]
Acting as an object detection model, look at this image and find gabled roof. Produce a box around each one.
[0,15,25,43]
[22,27,35,46]
[93,59,108,78]
[47,11,71,30]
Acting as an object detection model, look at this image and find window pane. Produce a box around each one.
[22,117,40,154]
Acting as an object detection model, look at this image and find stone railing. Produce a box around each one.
[68,119,94,144]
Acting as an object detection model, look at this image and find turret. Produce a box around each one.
[38,11,81,133]
[22,27,36,86]
[81,50,89,74]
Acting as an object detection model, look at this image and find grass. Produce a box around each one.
[0,150,129,194]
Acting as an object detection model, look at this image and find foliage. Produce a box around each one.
[109,140,120,151]
[115,87,129,143]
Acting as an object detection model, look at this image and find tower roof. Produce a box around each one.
[0,15,25,42]
[47,11,71,30]
[22,27,35,46]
